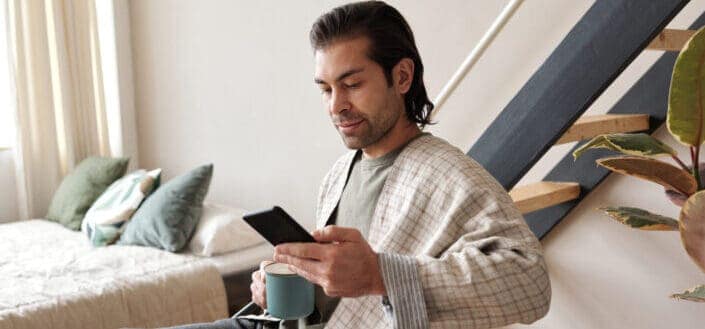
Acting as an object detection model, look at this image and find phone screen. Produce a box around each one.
[242,206,316,245]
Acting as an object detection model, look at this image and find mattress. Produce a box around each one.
[204,243,274,276]
[198,243,276,314]
[0,219,228,329]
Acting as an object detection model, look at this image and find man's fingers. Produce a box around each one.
[259,260,274,272]
[254,294,266,309]
[251,281,267,309]
[275,242,325,260]
[253,261,270,285]
[288,264,320,286]
[252,261,271,309]
[313,225,363,243]
[274,253,322,275]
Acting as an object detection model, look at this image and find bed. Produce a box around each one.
[0,219,269,329]
[203,243,274,314]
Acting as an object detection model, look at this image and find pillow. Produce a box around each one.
[81,168,162,246]
[46,156,129,230]
[188,203,263,256]
[118,164,213,252]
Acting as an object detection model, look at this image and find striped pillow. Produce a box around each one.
[81,168,161,246]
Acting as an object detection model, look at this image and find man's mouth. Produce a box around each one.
[336,119,364,134]
[337,119,363,128]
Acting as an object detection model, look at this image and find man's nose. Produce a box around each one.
[329,90,350,115]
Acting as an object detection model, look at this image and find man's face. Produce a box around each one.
[314,37,405,150]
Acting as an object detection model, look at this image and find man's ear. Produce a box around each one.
[393,58,414,94]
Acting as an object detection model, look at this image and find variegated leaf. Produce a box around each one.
[671,285,705,302]
[600,206,678,231]
[598,156,697,196]
[573,133,676,160]
[668,27,705,147]
[680,191,705,273]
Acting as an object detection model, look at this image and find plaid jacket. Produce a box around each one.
[316,134,551,329]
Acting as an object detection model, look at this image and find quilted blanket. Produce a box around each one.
[0,220,228,329]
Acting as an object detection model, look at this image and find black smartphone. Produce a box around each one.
[242,206,316,246]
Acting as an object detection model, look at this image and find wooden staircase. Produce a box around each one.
[508,114,649,214]
[647,29,696,51]
[468,0,691,237]
[510,182,580,214]
[554,114,649,145]
[503,25,697,224]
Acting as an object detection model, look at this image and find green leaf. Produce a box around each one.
[668,27,705,147]
[600,206,678,231]
[597,156,698,196]
[671,285,705,302]
[679,191,705,273]
[573,133,676,160]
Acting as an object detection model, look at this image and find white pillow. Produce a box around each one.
[189,203,263,256]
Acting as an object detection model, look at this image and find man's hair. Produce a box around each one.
[310,1,434,128]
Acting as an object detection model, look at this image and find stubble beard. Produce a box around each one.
[338,108,400,150]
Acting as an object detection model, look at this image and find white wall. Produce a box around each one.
[129,0,590,229]
[0,151,18,222]
[129,1,705,327]
[0,0,17,222]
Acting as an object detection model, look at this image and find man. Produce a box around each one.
[178,1,550,328]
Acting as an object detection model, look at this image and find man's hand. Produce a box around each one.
[273,226,387,297]
[250,260,273,309]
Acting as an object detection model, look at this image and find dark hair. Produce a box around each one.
[310,1,434,128]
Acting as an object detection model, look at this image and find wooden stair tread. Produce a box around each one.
[647,29,696,51]
[556,114,649,144]
[510,182,581,214]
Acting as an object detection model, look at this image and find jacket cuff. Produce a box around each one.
[378,253,429,329]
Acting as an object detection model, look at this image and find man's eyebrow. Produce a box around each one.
[314,68,365,84]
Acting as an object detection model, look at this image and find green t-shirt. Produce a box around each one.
[315,132,428,324]
[336,146,403,237]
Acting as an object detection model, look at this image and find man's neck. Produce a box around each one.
[361,121,422,159]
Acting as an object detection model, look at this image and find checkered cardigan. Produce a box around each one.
[316,134,551,329]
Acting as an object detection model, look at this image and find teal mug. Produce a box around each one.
[264,262,314,320]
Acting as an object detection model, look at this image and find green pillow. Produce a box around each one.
[46,156,129,230]
[118,164,213,252]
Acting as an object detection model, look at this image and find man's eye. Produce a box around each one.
[345,83,361,89]
[320,88,331,95]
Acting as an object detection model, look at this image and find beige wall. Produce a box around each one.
[0,151,18,222]
[129,0,591,229]
[129,0,705,327]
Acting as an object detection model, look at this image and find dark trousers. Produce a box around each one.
[166,302,302,329]
[167,317,305,329]
[168,317,259,329]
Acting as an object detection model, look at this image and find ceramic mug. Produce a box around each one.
[264,262,314,320]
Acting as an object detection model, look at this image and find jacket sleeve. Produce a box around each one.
[377,252,429,329]
[423,185,550,327]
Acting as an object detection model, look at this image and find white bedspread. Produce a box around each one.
[0,220,228,329]
[203,243,273,276]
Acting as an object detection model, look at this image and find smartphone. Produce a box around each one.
[242,206,316,245]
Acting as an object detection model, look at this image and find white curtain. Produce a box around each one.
[6,0,123,219]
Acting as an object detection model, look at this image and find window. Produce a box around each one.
[0,0,14,150]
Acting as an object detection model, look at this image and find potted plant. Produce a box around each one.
[573,26,705,302]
